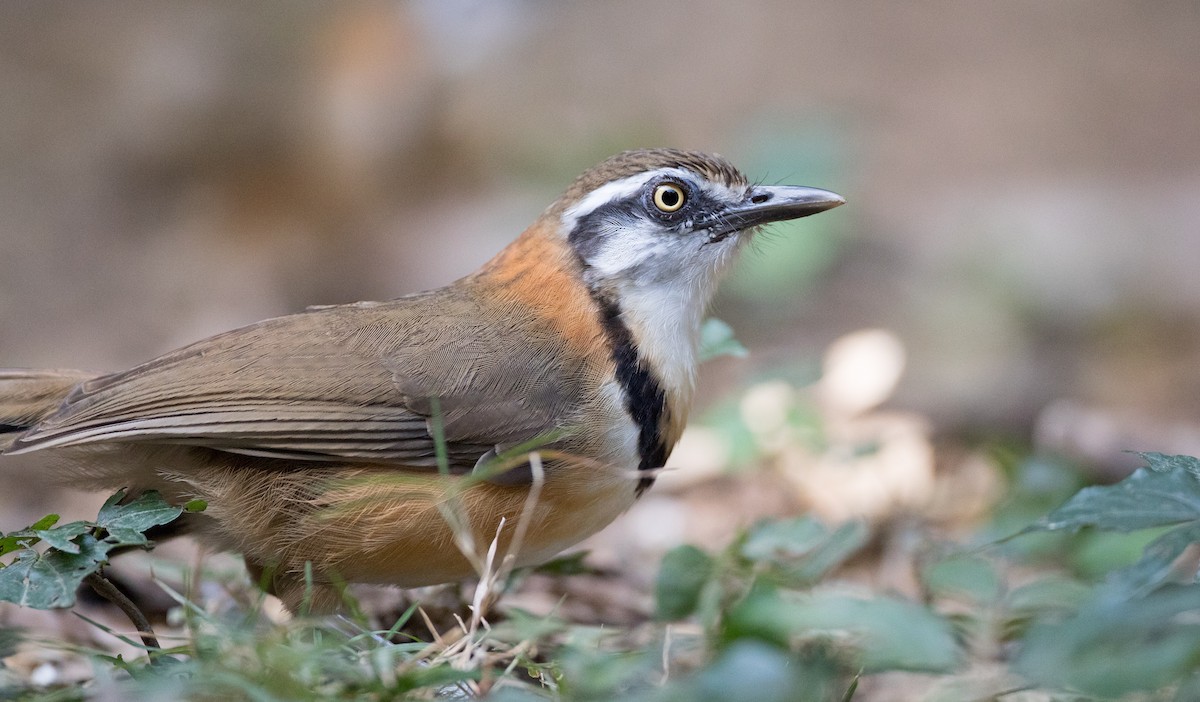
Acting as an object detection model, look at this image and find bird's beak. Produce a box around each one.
[700,184,845,240]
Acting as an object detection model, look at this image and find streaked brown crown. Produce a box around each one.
[553,149,748,212]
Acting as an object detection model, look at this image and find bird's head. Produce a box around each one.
[551,148,844,302]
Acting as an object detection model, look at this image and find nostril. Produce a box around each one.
[750,192,770,204]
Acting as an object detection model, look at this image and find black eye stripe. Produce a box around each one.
[567,198,642,262]
[567,177,727,265]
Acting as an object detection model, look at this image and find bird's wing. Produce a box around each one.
[8,292,584,474]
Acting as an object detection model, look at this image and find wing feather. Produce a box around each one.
[8,290,585,477]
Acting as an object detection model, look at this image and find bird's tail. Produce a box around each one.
[0,369,94,452]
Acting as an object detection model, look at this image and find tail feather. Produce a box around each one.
[0,369,95,451]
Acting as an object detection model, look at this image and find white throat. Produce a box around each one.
[612,277,709,407]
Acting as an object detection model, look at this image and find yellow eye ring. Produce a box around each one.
[652,182,687,213]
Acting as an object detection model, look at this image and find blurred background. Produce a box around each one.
[1,0,1200,623]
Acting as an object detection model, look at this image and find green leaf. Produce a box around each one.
[1005,576,1091,617]
[0,531,37,558]
[34,521,92,554]
[97,490,183,546]
[554,638,648,699]
[698,318,749,363]
[532,550,593,576]
[724,586,960,673]
[487,608,568,646]
[688,640,834,702]
[1001,575,1092,642]
[0,519,63,558]
[183,499,208,513]
[1016,584,1200,697]
[1025,453,1200,534]
[0,491,184,609]
[1069,527,1167,579]
[1020,453,1200,598]
[921,555,1002,604]
[0,627,19,658]
[984,454,1086,554]
[1100,522,1200,599]
[655,545,715,620]
[740,518,868,586]
[30,514,60,531]
[0,533,112,608]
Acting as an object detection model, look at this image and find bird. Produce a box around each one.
[0,149,843,612]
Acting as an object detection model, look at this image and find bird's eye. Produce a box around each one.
[652,182,687,213]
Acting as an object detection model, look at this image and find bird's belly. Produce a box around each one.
[192,459,639,589]
[346,468,639,586]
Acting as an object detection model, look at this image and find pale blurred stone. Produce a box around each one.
[926,450,1006,530]
[3,646,92,689]
[739,380,796,452]
[621,496,690,552]
[783,413,935,523]
[818,328,906,418]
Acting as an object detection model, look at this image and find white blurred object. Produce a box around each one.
[739,379,796,453]
[784,413,935,522]
[659,426,732,490]
[1,646,92,690]
[29,663,58,688]
[785,329,936,522]
[620,497,691,552]
[817,328,907,418]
